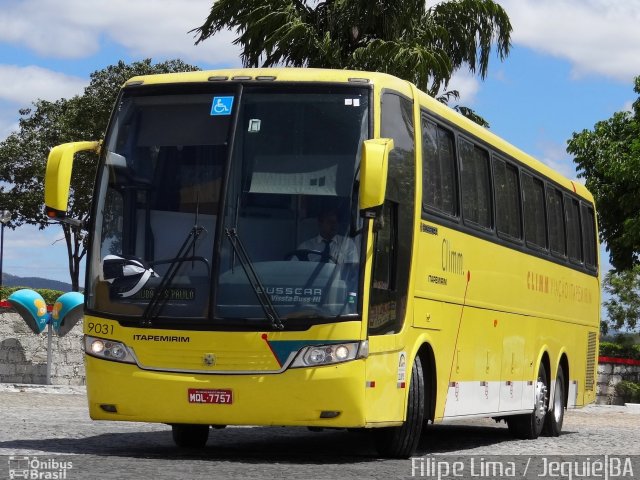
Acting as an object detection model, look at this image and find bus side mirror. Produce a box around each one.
[359,138,393,217]
[44,141,100,220]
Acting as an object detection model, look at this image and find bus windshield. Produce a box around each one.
[88,84,370,327]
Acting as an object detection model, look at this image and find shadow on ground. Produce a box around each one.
[0,421,567,463]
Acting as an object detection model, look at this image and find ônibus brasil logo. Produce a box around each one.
[8,456,73,479]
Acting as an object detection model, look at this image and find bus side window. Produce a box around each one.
[522,172,547,250]
[422,119,457,217]
[370,91,415,335]
[581,204,597,269]
[459,138,491,229]
[565,195,583,264]
[546,186,566,257]
[372,201,397,291]
[492,157,522,241]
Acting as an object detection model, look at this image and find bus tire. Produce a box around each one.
[507,362,549,440]
[171,424,210,448]
[543,366,566,436]
[373,356,425,458]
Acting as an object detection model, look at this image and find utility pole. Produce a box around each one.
[0,210,11,288]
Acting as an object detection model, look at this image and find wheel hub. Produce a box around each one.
[534,379,548,424]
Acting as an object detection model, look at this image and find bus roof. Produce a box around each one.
[124,67,593,204]
[125,67,405,88]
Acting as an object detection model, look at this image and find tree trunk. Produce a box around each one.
[62,224,87,292]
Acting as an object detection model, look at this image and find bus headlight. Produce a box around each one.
[290,341,368,368]
[85,335,136,364]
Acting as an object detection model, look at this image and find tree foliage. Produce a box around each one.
[0,286,64,305]
[567,76,640,271]
[193,0,512,126]
[0,59,199,291]
[603,265,640,333]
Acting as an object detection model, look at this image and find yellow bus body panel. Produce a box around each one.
[86,355,367,427]
[408,87,600,419]
[84,315,408,426]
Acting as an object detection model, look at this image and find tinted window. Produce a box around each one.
[493,158,521,240]
[371,92,416,335]
[581,204,597,268]
[422,119,457,216]
[459,139,491,229]
[547,187,566,256]
[522,173,547,249]
[565,196,583,263]
[372,201,397,291]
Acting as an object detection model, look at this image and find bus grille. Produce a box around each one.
[585,331,597,391]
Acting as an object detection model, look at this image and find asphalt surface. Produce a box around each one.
[0,384,639,479]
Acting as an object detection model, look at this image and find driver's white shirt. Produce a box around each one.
[297,235,359,263]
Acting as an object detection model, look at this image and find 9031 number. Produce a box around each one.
[87,322,114,336]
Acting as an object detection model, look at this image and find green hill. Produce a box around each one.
[2,272,73,292]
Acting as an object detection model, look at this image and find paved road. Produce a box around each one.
[0,385,638,479]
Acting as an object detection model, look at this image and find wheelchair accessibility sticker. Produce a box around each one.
[211,96,234,116]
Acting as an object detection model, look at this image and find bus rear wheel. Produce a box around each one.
[373,356,425,458]
[543,366,566,436]
[171,424,210,448]
[507,362,549,440]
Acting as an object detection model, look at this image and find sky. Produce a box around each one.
[0,0,638,285]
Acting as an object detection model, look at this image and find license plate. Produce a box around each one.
[188,388,233,404]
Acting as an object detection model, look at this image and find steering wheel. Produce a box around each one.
[284,249,337,263]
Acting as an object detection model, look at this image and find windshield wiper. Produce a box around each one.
[141,224,206,327]
[225,227,284,330]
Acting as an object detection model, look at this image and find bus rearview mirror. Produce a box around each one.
[359,138,393,216]
[44,141,100,219]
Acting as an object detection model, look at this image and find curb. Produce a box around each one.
[0,382,86,395]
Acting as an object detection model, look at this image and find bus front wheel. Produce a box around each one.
[373,356,425,458]
[507,362,549,440]
[171,424,210,448]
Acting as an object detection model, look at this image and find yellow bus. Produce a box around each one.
[44,68,599,458]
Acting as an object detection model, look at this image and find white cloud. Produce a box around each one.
[0,0,241,66]
[0,113,18,141]
[2,224,80,283]
[3,0,638,83]
[0,2,99,58]
[447,68,481,105]
[500,0,640,82]
[0,66,87,141]
[535,136,579,182]
[0,65,87,105]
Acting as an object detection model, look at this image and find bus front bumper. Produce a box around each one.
[85,355,367,427]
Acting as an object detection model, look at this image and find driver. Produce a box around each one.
[296,209,359,263]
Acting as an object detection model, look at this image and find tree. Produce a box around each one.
[0,59,199,291]
[603,265,640,333]
[192,0,512,126]
[567,76,640,271]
